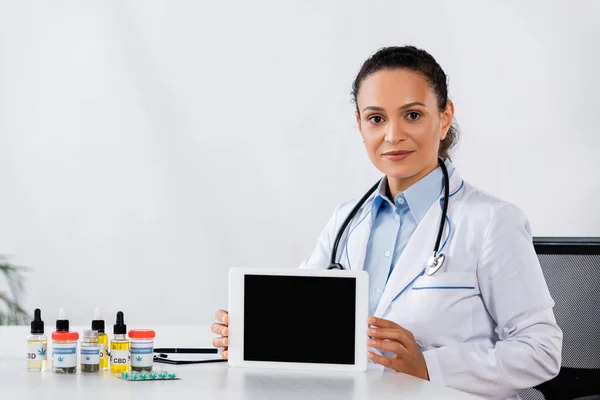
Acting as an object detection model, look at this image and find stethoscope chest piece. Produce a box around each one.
[426,253,445,276]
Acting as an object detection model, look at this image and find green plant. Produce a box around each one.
[0,255,29,325]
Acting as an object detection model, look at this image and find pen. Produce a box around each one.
[153,348,218,354]
[153,356,227,365]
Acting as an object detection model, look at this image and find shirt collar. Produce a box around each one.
[371,159,455,223]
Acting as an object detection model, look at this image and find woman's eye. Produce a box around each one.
[406,112,421,121]
[368,115,384,124]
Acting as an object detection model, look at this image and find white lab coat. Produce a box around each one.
[300,170,562,400]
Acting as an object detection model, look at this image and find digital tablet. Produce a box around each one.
[228,268,369,372]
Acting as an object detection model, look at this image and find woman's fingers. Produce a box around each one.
[367,327,411,346]
[367,338,409,357]
[367,316,400,329]
[367,316,418,350]
[365,318,428,379]
[367,351,399,370]
[211,322,228,336]
[212,336,229,348]
[213,309,230,359]
[216,310,229,325]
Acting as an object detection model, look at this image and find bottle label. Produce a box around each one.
[100,343,108,360]
[81,346,100,364]
[27,341,47,361]
[53,342,77,368]
[111,349,129,366]
[130,342,153,367]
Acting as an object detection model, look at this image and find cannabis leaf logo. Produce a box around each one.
[57,356,64,363]
[136,356,143,362]
[85,356,91,361]
[37,348,47,357]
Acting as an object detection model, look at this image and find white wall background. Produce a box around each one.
[1,0,599,327]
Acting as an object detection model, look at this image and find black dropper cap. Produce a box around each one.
[30,308,44,334]
[113,311,126,334]
[91,308,105,333]
[56,308,69,331]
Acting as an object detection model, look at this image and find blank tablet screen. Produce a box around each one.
[244,275,356,364]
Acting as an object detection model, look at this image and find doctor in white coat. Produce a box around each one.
[212,46,562,400]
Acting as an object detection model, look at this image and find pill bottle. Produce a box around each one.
[128,329,155,372]
[52,331,79,374]
[52,308,79,374]
[80,329,100,373]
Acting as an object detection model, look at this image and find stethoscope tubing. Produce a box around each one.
[329,158,450,271]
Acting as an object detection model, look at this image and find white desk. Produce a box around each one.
[0,326,480,399]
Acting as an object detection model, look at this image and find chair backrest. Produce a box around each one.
[521,237,600,400]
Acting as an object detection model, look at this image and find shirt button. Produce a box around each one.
[384,250,391,258]
[397,197,405,205]
[394,214,399,221]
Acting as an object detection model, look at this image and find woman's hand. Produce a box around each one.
[366,316,429,380]
[211,310,229,359]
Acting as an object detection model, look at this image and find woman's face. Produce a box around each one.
[355,68,453,183]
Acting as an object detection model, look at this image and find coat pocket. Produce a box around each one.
[408,272,481,349]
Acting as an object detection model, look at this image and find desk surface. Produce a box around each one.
[0,325,479,399]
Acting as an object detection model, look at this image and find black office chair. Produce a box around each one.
[520,238,600,400]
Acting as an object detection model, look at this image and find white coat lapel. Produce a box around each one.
[374,172,463,316]
[374,202,439,315]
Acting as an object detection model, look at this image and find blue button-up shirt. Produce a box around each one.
[363,160,455,316]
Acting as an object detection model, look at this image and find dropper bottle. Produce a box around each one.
[110,311,130,373]
[27,308,47,371]
[92,308,109,371]
[52,308,79,374]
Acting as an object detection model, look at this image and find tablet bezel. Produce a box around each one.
[228,267,368,372]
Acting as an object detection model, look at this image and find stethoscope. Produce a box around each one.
[328,158,450,276]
